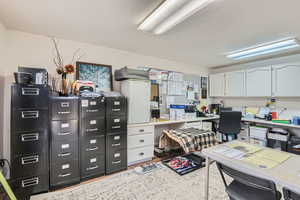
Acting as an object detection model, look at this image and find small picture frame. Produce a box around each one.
[76,61,113,92]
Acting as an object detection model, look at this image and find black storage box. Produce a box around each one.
[287,136,300,155]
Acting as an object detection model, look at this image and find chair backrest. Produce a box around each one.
[218,111,242,135]
[217,163,277,194]
[283,187,300,200]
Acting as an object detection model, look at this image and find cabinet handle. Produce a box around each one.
[87,128,98,132]
[58,152,71,157]
[21,111,39,119]
[112,160,121,164]
[112,109,121,112]
[21,133,39,142]
[87,109,99,113]
[112,126,121,129]
[139,129,144,132]
[139,139,144,143]
[86,147,99,151]
[22,177,39,188]
[86,165,99,171]
[59,173,71,178]
[61,102,70,108]
[58,132,71,136]
[112,143,121,147]
[58,111,71,115]
[21,155,39,165]
[22,88,40,96]
[139,152,145,156]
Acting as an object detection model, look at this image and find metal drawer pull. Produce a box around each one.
[139,129,144,132]
[139,139,144,143]
[59,173,71,178]
[87,128,98,132]
[22,155,39,165]
[22,88,40,96]
[22,177,39,188]
[112,109,121,112]
[58,152,71,157]
[86,165,99,171]
[61,102,70,107]
[112,126,121,129]
[139,152,145,156]
[112,143,121,147]
[87,109,99,113]
[21,111,39,119]
[58,132,71,136]
[21,133,39,142]
[86,147,99,151]
[58,111,71,115]
[112,160,121,164]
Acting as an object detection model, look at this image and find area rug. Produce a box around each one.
[31,163,228,200]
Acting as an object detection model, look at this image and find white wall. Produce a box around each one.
[0,30,208,160]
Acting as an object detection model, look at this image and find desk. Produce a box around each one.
[202,141,300,200]
[242,118,300,129]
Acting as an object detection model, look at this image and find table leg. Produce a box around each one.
[204,157,211,200]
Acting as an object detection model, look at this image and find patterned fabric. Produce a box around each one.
[159,128,216,153]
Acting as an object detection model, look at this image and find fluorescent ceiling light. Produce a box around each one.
[227,38,300,60]
[138,0,214,35]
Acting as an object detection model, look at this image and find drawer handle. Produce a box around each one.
[86,165,99,171]
[58,132,71,136]
[21,133,39,142]
[139,129,144,132]
[61,102,70,108]
[87,109,99,113]
[22,177,39,188]
[58,152,71,157]
[112,160,121,164]
[139,152,145,156]
[58,111,71,115]
[59,173,71,178]
[112,143,121,147]
[112,126,121,129]
[87,128,98,132]
[21,111,39,119]
[86,147,99,151]
[22,88,40,96]
[139,139,144,143]
[21,155,39,165]
[112,109,121,112]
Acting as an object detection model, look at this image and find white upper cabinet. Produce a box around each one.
[272,63,300,97]
[246,66,272,97]
[225,70,246,97]
[209,73,225,97]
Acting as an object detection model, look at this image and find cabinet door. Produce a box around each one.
[209,73,225,97]
[225,71,246,97]
[246,66,272,97]
[272,64,300,97]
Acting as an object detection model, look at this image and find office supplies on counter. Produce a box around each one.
[267,128,289,151]
[114,67,149,81]
[72,80,95,95]
[292,116,300,125]
[271,119,291,124]
[169,104,185,120]
[18,66,48,85]
[287,136,300,155]
[209,104,221,115]
[249,126,268,147]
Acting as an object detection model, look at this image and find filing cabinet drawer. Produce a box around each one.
[82,135,105,153]
[51,120,78,141]
[128,133,154,149]
[106,133,127,151]
[80,97,105,118]
[106,149,127,174]
[11,174,49,196]
[106,97,126,116]
[50,160,80,187]
[81,152,105,178]
[11,84,49,110]
[106,115,127,133]
[128,146,154,165]
[51,140,78,162]
[128,125,154,136]
[81,117,105,136]
[12,130,48,157]
[11,153,48,178]
[12,110,48,132]
[50,97,79,120]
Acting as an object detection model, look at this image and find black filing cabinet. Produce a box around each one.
[105,96,128,174]
[79,96,106,181]
[49,96,80,189]
[10,84,49,198]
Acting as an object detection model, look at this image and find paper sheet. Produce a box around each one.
[227,141,262,154]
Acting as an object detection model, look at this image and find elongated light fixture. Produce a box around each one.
[138,0,214,35]
[227,38,300,60]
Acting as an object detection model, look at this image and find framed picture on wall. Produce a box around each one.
[76,61,113,92]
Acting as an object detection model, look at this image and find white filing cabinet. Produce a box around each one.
[127,125,154,166]
[121,80,151,124]
[246,66,272,97]
[272,63,300,97]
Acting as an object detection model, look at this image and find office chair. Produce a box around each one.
[216,162,282,200]
[218,111,242,142]
[283,187,300,200]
